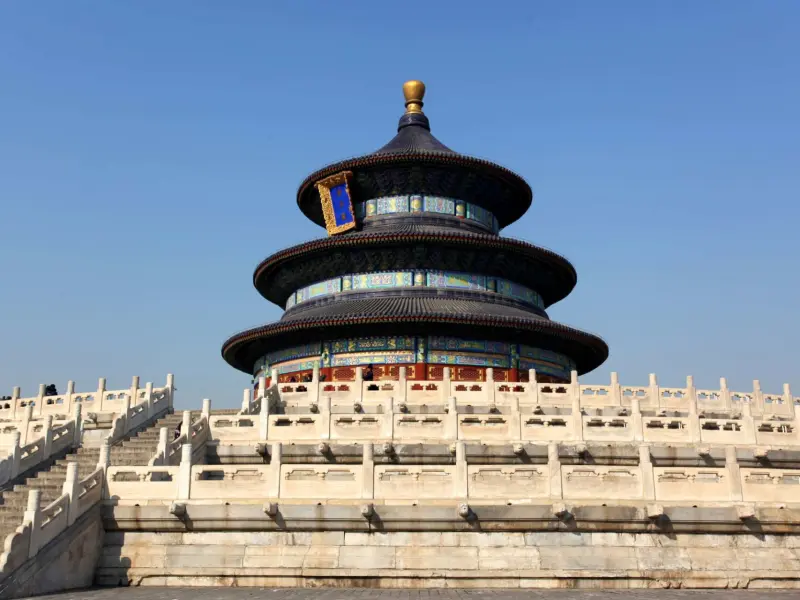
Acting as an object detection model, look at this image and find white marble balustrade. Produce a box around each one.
[0,374,174,423]
[104,439,800,507]
[216,369,799,447]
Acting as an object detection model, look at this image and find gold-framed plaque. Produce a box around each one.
[316,171,356,236]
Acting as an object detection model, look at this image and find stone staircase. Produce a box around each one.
[0,411,182,544]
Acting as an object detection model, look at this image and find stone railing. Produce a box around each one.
[239,382,280,417]
[0,448,107,583]
[210,383,800,448]
[103,375,174,445]
[253,367,797,421]
[0,375,173,492]
[0,404,84,490]
[105,440,800,507]
[151,408,210,467]
[0,374,174,423]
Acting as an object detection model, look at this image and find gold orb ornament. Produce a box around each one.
[403,80,426,114]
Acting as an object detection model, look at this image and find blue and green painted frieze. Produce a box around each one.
[286,270,544,311]
[255,335,573,380]
[353,195,499,232]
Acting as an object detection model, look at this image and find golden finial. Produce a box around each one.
[403,80,426,114]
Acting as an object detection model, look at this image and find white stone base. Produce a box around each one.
[96,530,800,589]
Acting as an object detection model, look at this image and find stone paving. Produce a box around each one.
[22,589,800,600]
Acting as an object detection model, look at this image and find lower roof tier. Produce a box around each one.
[221,300,608,376]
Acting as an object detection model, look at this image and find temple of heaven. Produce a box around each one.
[222,81,608,384]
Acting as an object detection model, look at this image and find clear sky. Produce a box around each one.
[1,1,798,410]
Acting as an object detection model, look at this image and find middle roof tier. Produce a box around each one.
[253,226,578,310]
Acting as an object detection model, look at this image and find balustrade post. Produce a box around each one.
[270,368,278,389]
[442,367,452,404]
[310,366,320,405]
[10,431,21,479]
[62,461,80,526]
[752,380,764,416]
[509,396,521,441]
[486,368,495,404]
[792,386,800,438]
[361,443,374,499]
[241,388,251,414]
[143,382,154,419]
[11,386,20,419]
[36,384,46,417]
[259,375,270,412]
[355,367,364,404]
[686,376,701,444]
[259,392,269,440]
[158,427,169,465]
[570,370,580,404]
[548,442,563,499]
[270,442,282,498]
[65,380,75,413]
[321,407,332,441]
[165,373,175,410]
[319,395,331,415]
[398,367,408,404]
[201,398,211,420]
[726,446,743,501]
[120,397,131,437]
[631,397,643,442]
[24,489,42,559]
[719,377,731,411]
[685,375,698,412]
[177,443,192,500]
[130,376,140,409]
[181,410,192,443]
[783,383,795,419]
[638,445,655,500]
[97,440,111,473]
[43,415,54,457]
[381,397,394,439]
[446,396,458,440]
[571,376,583,442]
[257,374,267,402]
[648,373,659,409]
[21,403,34,445]
[740,401,757,445]
[455,441,467,498]
[528,369,539,405]
[610,372,621,406]
[97,378,107,412]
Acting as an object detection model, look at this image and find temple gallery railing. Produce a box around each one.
[0,375,174,423]
[0,445,110,583]
[104,441,800,508]
[222,368,799,447]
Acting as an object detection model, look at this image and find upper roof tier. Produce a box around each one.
[296,81,533,231]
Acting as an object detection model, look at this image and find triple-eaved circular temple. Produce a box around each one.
[3,81,800,595]
[222,81,608,384]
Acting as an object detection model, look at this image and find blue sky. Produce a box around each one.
[1,1,798,409]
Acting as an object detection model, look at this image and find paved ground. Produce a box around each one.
[23,590,800,600]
